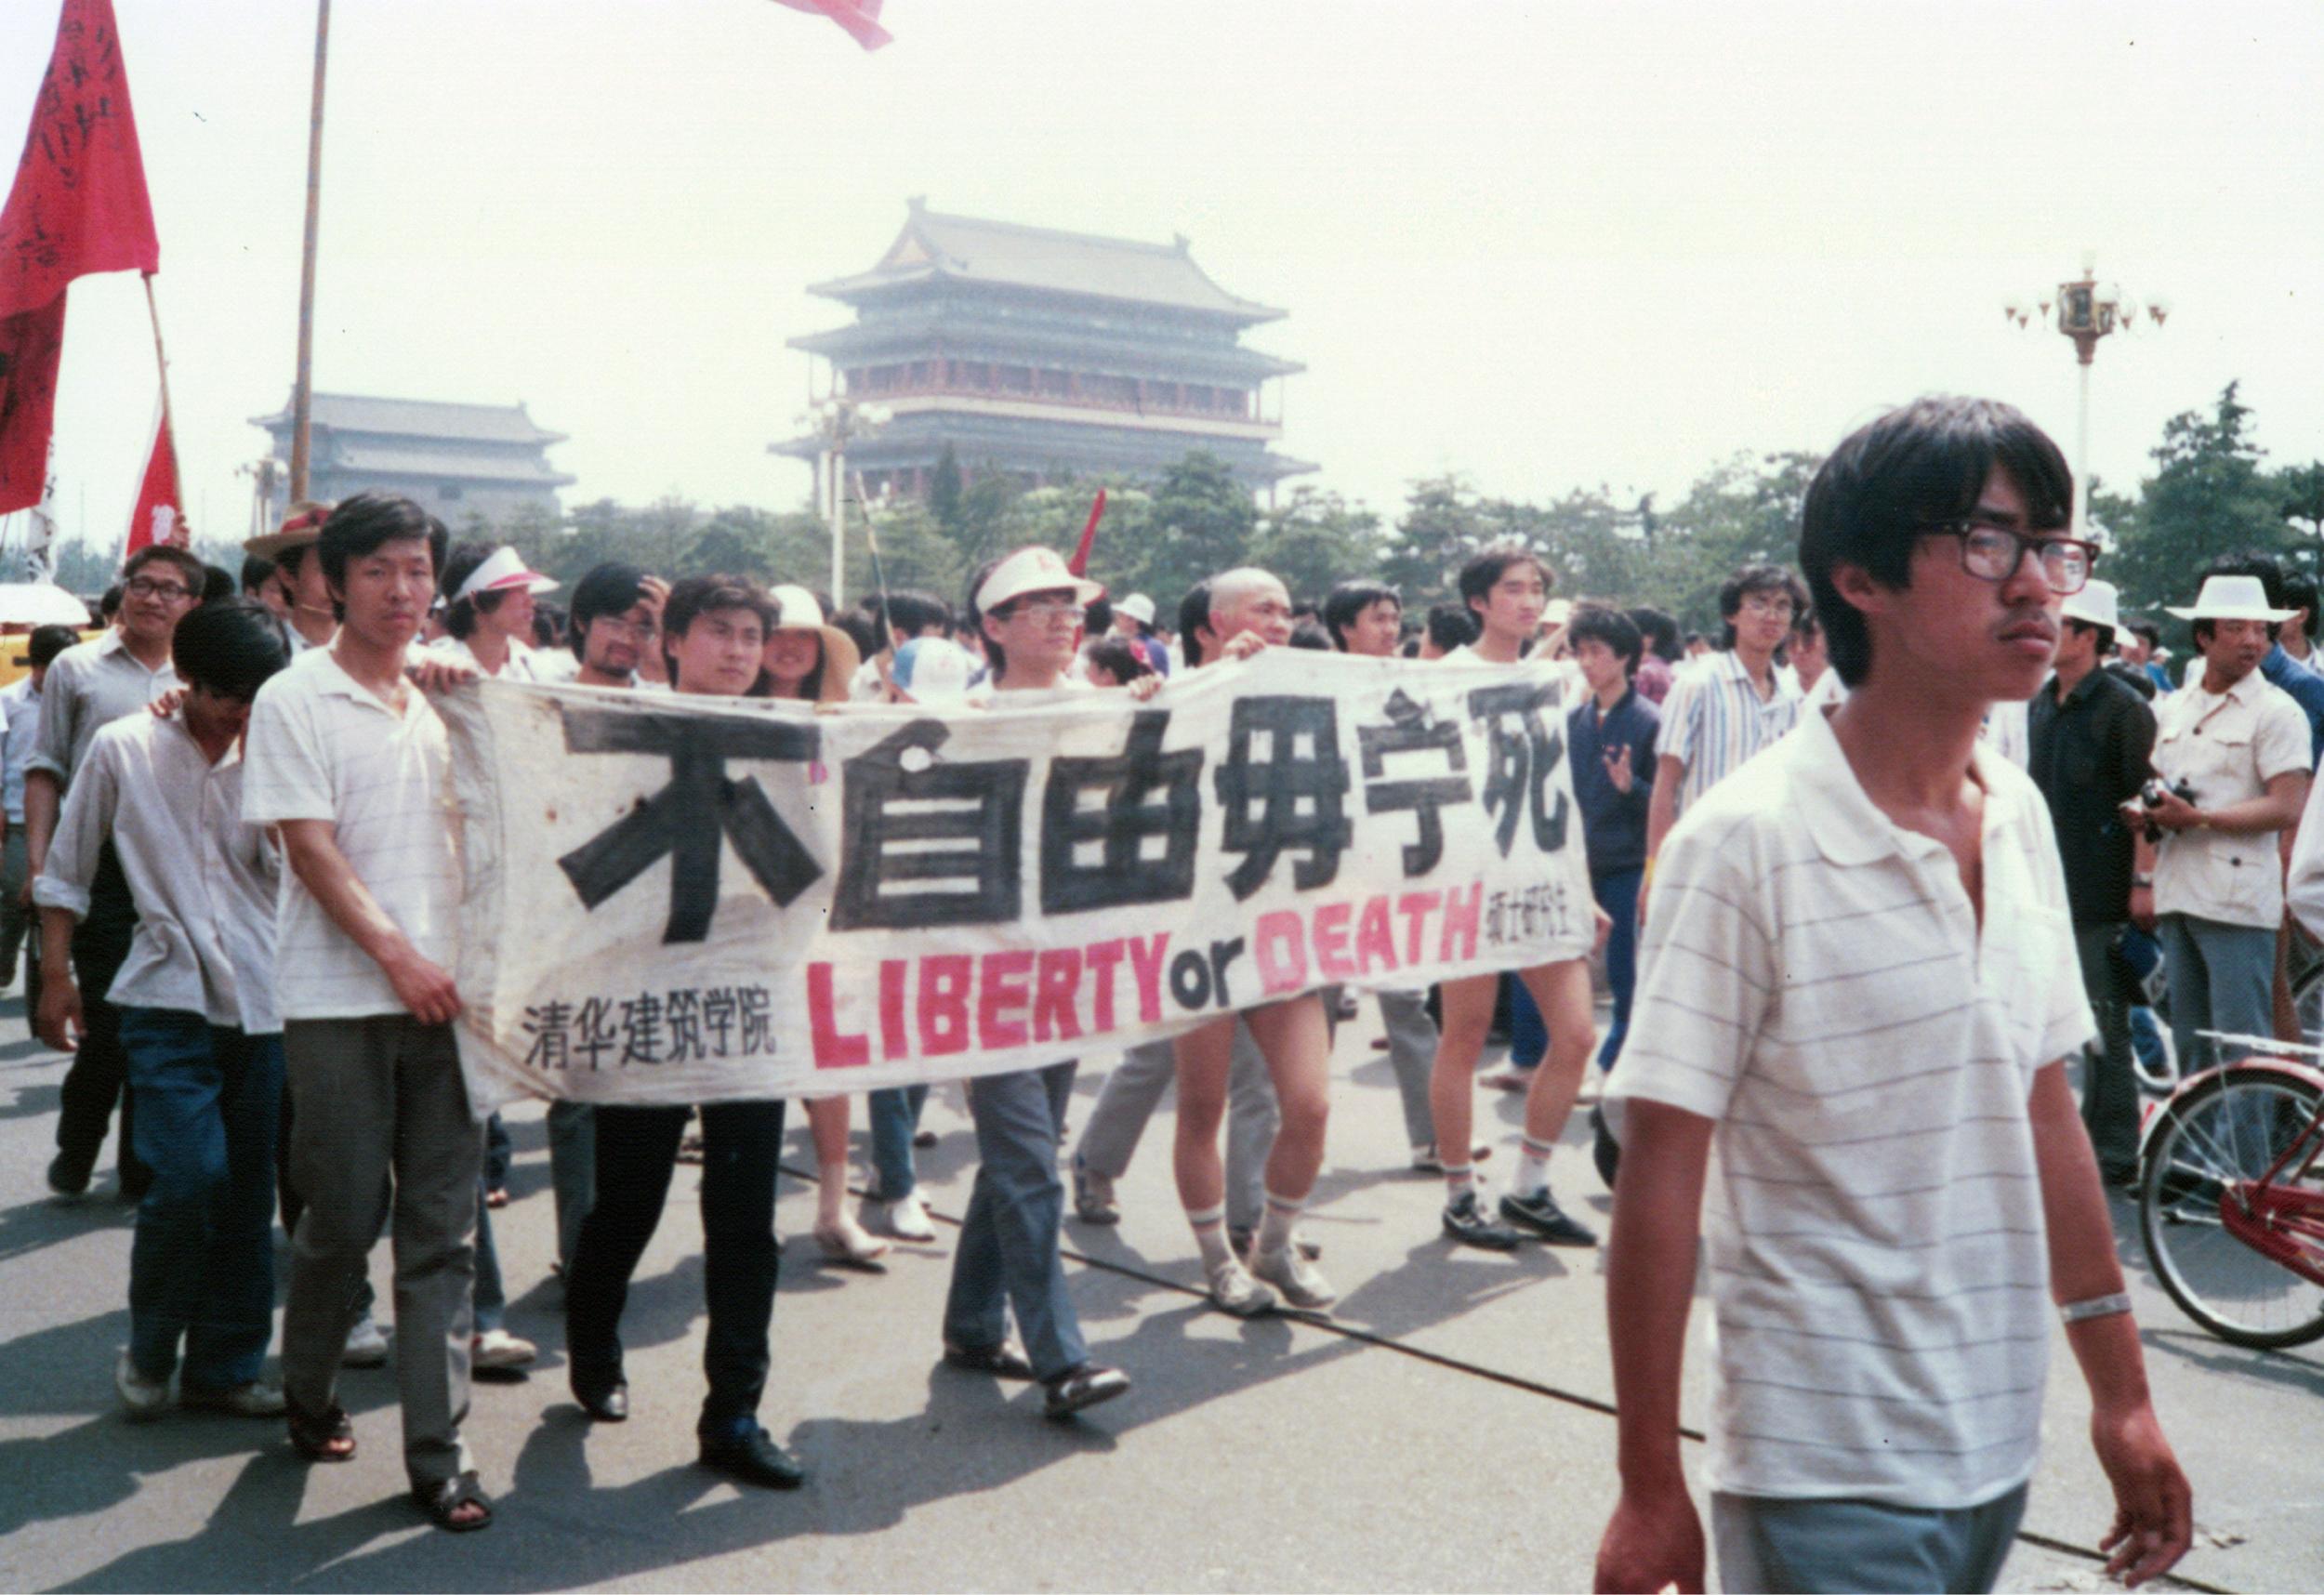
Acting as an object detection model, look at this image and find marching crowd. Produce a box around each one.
[16,392,2241,1588]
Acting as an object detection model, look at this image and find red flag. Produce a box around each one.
[124,399,180,554]
[770,0,892,51]
[0,293,64,514]
[1068,488,1106,577]
[0,0,162,513]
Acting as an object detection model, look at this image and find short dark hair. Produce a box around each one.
[27,623,80,669]
[1791,605,1824,641]
[2125,618,2160,647]
[874,589,951,651]
[1799,395,2072,689]
[1716,564,1810,648]
[439,542,511,639]
[1081,596,1115,639]
[123,544,205,593]
[2281,570,2320,641]
[1627,606,1679,663]
[568,561,652,659]
[663,573,775,689]
[172,600,288,700]
[274,542,311,579]
[1178,580,1214,667]
[1083,635,1153,684]
[1457,543,1551,614]
[318,493,449,593]
[99,584,123,620]
[1425,601,1479,653]
[1565,602,1643,677]
[201,564,236,605]
[830,605,878,663]
[240,554,276,595]
[1322,579,1399,652]
[1288,618,1333,652]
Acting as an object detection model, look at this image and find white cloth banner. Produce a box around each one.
[440,651,1595,1110]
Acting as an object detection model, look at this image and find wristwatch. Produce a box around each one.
[2133,873,2155,888]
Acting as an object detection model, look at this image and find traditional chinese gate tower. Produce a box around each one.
[772,200,1313,498]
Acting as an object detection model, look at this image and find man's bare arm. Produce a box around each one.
[276,818,461,1025]
[1594,1099,1716,1594]
[2027,1061,2191,1587]
[23,769,59,881]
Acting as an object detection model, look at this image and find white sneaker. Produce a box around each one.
[472,1327,537,1370]
[114,1350,170,1420]
[1206,1257,1276,1318]
[1249,1245,1338,1314]
[342,1311,390,1368]
[869,1192,937,1242]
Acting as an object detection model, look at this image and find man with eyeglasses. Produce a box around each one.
[1642,563,1807,882]
[27,545,205,1203]
[1597,396,2189,1595]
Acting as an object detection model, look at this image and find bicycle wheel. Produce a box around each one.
[2138,1069,2324,1349]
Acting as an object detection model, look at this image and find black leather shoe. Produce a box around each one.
[572,1378,628,1423]
[942,1339,1037,1380]
[1043,1363,1130,1420]
[699,1425,806,1490]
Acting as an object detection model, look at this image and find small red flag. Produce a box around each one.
[770,0,892,51]
[124,399,180,554]
[0,0,163,514]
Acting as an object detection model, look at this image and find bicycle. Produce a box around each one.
[2136,1029,2324,1349]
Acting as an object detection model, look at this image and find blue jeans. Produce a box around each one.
[1711,1485,2027,1593]
[945,1061,1088,1383]
[869,1085,930,1201]
[1591,864,1643,1070]
[118,1008,282,1391]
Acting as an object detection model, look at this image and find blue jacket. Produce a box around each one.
[1566,685,1659,877]
[2261,644,2324,767]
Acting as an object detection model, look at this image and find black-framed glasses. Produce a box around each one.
[1920,520,2098,596]
[123,576,197,602]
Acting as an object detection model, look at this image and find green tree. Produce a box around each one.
[929,443,965,539]
[1249,487,1383,602]
[2106,383,2285,612]
[1631,451,1819,635]
[2278,460,2324,572]
[1377,474,1528,607]
[1127,451,1259,611]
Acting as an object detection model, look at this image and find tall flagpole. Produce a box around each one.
[289,0,330,503]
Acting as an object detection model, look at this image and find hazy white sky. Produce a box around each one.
[5,0,2320,558]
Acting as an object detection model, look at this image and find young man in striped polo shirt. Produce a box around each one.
[1594,397,2189,1593]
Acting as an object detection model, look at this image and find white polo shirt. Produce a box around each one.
[1657,648,1802,815]
[2149,667,2310,929]
[1607,706,2092,1509]
[243,649,461,1021]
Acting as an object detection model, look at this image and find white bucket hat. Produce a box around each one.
[975,546,1103,615]
[2163,574,2296,624]
[2059,578,2120,632]
[1117,593,1156,627]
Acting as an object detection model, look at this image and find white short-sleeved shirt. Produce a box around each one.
[242,650,461,1021]
[29,631,179,787]
[2150,668,2312,929]
[35,714,281,1032]
[428,633,545,681]
[1606,707,2092,1509]
[1657,648,1802,815]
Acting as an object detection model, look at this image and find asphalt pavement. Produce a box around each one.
[0,975,2317,1593]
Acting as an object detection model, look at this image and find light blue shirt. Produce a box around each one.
[1,676,40,825]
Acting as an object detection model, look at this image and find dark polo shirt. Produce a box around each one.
[1567,684,1659,877]
[2027,666,2157,924]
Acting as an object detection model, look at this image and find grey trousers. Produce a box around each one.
[280,1015,481,1487]
[1076,1021,1276,1232]
[1712,1484,2026,1593]
[2158,913,2276,1074]
[1376,987,1439,1149]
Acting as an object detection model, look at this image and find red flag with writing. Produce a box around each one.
[0,0,163,513]
[770,0,891,51]
[124,399,180,553]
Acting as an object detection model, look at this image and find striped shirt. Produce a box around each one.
[242,648,461,1021]
[1657,648,1801,816]
[1606,706,2092,1508]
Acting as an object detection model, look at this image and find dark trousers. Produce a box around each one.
[564,1099,786,1436]
[2074,922,2141,1174]
[54,850,147,1193]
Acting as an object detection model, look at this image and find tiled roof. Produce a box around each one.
[250,391,567,445]
[810,201,1286,323]
[321,441,575,485]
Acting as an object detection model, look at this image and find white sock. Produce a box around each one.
[1515,1135,1554,1198]
[1442,1164,1475,1205]
[1255,1189,1305,1259]
[1187,1203,1235,1271]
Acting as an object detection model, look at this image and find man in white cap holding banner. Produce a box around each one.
[2137,572,2312,1079]
[2027,578,2157,1185]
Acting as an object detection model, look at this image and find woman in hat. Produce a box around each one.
[433,544,559,680]
[754,585,886,1264]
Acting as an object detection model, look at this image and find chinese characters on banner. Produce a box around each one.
[440,652,1595,1112]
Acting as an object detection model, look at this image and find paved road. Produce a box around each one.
[0,979,2316,1592]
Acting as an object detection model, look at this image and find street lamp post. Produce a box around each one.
[799,397,888,607]
[2005,253,2168,545]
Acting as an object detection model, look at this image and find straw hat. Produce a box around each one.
[766,584,862,704]
[244,502,332,560]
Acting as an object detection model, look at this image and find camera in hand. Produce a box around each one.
[2139,776,2197,844]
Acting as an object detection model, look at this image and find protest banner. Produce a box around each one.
[440,650,1595,1112]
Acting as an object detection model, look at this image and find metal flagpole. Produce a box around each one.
[289,0,330,503]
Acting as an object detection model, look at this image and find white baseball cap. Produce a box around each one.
[453,546,558,604]
[1117,593,1156,626]
[2059,578,2119,632]
[975,546,1103,615]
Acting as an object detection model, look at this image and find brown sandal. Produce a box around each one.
[285,1397,355,1462]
